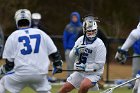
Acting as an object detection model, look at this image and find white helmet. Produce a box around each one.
[15,9,31,28]
[83,16,98,41]
[32,13,41,20]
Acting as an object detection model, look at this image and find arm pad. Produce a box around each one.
[4,59,14,71]
[49,51,62,66]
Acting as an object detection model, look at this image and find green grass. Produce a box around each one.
[7,85,132,93]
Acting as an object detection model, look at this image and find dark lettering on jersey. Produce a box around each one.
[79,48,92,64]
[82,52,88,56]
[25,30,29,34]
[85,48,92,54]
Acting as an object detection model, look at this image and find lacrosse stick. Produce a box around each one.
[49,69,96,72]
[127,56,140,58]
[100,76,140,93]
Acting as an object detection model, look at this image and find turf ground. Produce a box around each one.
[7,86,132,93]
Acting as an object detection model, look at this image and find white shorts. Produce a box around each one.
[67,71,101,91]
[0,73,51,93]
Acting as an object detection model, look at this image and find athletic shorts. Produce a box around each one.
[67,71,101,91]
[0,73,51,93]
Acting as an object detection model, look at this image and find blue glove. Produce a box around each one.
[75,45,86,56]
[115,47,128,64]
[52,60,63,75]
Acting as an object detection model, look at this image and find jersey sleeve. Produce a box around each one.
[95,44,106,64]
[73,36,83,48]
[69,36,83,62]
[45,34,57,55]
[121,29,140,51]
[3,34,15,61]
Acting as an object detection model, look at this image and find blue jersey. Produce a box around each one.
[133,39,140,55]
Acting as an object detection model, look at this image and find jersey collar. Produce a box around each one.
[85,37,97,44]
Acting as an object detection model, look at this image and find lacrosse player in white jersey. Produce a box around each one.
[115,21,140,93]
[0,9,62,93]
[58,16,106,93]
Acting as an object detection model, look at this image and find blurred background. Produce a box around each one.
[0,0,140,83]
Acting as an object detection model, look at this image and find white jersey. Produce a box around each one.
[121,22,140,51]
[71,36,106,75]
[3,28,57,75]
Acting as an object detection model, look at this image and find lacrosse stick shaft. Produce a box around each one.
[100,76,140,93]
[113,76,140,89]
[49,69,97,72]
[127,56,140,58]
[49,69,84,72]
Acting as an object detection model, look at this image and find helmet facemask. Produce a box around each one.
[85,29,97,41]
[83,16,98,41]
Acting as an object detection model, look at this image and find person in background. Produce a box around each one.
[128,38,140,89]
[63,12,82,77]
[31,13,42,28]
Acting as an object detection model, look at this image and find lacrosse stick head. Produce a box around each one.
[100,88,114,93]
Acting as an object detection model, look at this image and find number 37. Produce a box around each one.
[18,34,41,55]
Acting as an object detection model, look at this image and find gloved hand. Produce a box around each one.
[0,65,6,75]
[115,47,127,64]
[52,60,63,75]
[74,45,86,56]
[136,70,140,78]
[74,62,86,70]
[85,63,97,72]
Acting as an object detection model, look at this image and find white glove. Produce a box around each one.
[0,65,6,75]
[115,48,127,64]
[85,63,94,72]
[85,63,103,72]
[74,45,86,56]
[136,71,140,78]
[74,62,86,70]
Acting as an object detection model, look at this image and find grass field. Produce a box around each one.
[1,60,133,93]
[6,85,132,93]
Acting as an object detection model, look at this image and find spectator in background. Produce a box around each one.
[0,25,4,58]
[63,12,82,77]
